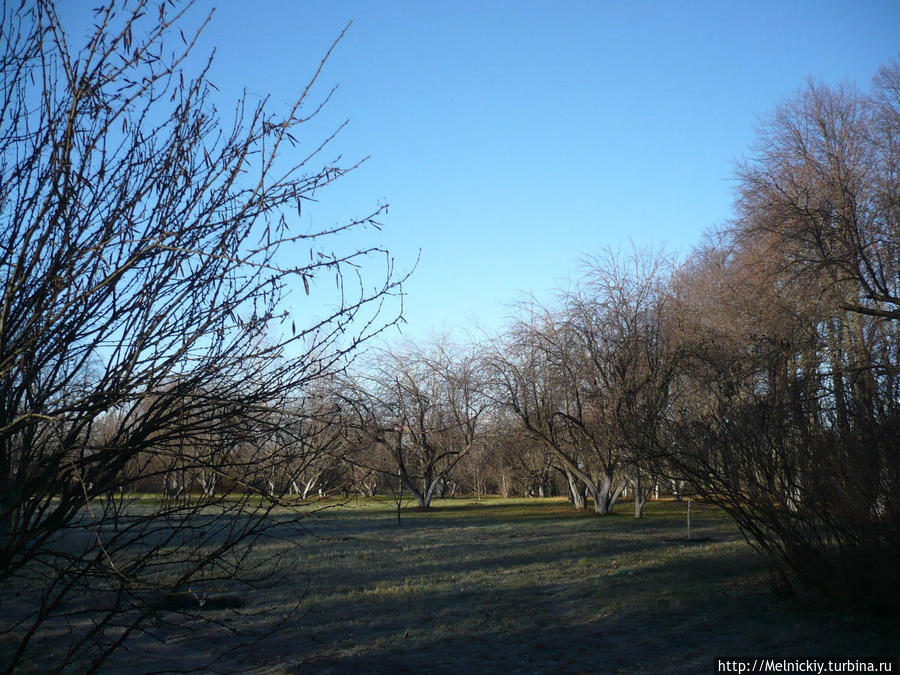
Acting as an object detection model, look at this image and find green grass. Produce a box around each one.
[20,497,900,673]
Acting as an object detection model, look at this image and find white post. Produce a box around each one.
[687,497,692,540]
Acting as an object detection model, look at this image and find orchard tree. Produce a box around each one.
[486,302,627,513]
[566,247,676,517]
[486,245,674,518]
[346,339,487,508]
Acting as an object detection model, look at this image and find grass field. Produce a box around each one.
[14,497,899,673]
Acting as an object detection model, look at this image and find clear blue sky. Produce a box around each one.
[65,1,900,341]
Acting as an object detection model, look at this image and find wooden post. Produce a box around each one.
[396,472,403,528]
[687,497,692,540]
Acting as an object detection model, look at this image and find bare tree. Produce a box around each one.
[721,67,899,606]
[0,1,404,670]
[345,339,486,509]
[657,213,900,608]
[566,247,676,517]
[485,301,627,513]
[485,245,673,519]
[736,61,900,321]
[266,387,349,499]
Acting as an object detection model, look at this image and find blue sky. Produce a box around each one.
[64,1,900,341]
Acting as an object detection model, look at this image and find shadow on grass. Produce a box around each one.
[233,503,898,674]
[67,499,896,673]
[276,543,897,674]
[286,503,740,598]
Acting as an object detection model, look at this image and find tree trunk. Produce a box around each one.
[587,469,625,515]
[564,469,586,509]
[631,470,652,518]
[499,471,511,499]
[301,474,320,500]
